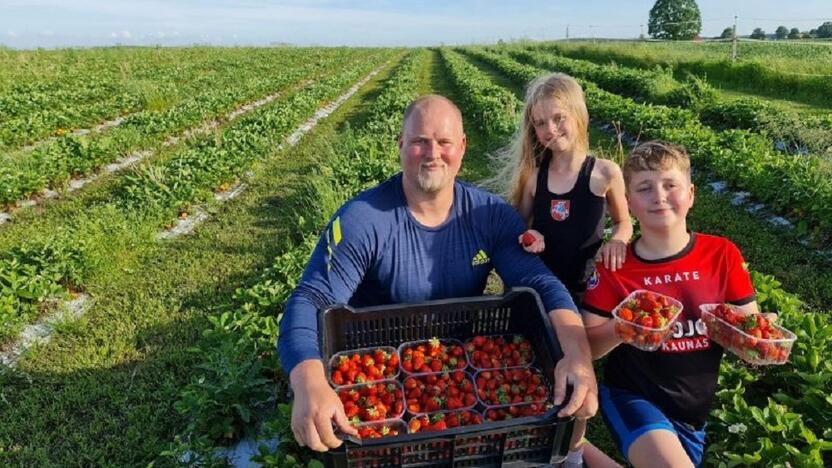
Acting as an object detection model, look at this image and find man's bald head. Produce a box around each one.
[401,95,464,136]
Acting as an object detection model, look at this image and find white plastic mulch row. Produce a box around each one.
[0,81,312,226]
[159,65,383,241]
[0,294,93,368]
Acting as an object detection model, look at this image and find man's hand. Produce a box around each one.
[553,351,598,418]
[290,359,358,451]
[548,309,599,419]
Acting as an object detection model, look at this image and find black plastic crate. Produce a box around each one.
[318,287,575,468]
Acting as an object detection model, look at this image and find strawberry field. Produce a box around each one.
[1,43,831,467]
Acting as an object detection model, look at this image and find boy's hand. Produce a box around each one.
[597,239,627,271]
[519,229,545,253]
[553,352,598,419]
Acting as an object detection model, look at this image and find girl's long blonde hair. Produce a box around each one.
[492,73,589,208]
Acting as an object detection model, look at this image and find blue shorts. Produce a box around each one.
[598,384,706,467]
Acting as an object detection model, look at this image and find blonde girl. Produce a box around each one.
[499,72,631,468]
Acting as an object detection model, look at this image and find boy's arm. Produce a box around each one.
[581,310,622,359]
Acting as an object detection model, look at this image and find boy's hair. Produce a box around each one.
[488,73,589,207]
[623,140,691,187]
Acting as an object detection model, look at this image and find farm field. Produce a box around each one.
[1,42,831,467]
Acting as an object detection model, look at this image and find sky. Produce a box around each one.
[1,0,831,49]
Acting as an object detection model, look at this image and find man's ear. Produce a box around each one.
[461,133,467,155]
[397,133,404,150]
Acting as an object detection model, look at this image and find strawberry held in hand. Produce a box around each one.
[613,290,682,351]
[521,231,537,248]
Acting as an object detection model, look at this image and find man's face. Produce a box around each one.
[626,167,694,231]
[398,99,466,194]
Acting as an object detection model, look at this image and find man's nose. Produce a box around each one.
[424,140,440,158]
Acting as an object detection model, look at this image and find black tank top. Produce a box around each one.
[531,155,606,293]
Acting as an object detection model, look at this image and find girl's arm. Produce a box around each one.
[598,161,632,271]
[516,167,538,224]
[581,311,622,359]
[517,168,545,253]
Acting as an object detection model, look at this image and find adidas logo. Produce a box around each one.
[471,249,490,266]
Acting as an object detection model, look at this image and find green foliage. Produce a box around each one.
[775,26,789,40]
[751,28,767,40]
[816,22,832,39]
[721,27,735,39]
[648,0,702,40]
[788,28,801,40]
[707,271,832,467]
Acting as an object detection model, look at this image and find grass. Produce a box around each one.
[0,56,403,466]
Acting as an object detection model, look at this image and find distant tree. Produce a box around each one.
[775,26,789,40]
[817,21,832,38]
[648,0,702,40]
[788,27,801,39]
[750,28,767,40]
[809,29,818,38]
[720,26,734,39]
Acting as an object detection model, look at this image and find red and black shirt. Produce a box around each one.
[583,232,755,428]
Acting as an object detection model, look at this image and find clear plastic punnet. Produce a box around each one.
[482,401,554,421]
[611,289,684,351]
[336,379,405,423]
[464,333,535,370]
[327,345,399,387]
[700,303,796,365]
[350,418,408,440]
[473,366,549,407]
[407,409,484,433]
[401,369,477,415]
[397,338,467,375]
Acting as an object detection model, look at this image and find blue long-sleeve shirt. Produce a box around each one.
[278,173,577,374]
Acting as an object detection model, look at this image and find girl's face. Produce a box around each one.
[626,167,695,232]
[531,98,576,154]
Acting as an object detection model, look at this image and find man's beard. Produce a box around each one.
[417,165,448,193]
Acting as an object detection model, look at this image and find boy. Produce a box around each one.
[581,141,759,467]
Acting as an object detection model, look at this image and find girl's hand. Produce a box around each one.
[519,229,545,253]
[597,239,627,271]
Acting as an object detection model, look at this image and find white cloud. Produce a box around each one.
[110,30,131,38]
[40,30,54,36]
[7,30,18,37]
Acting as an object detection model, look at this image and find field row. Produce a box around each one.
[0,49,384,209]
[536,41,832,108]
[0,50,393,344]
[502,46,832,158]
[462,48,832,243]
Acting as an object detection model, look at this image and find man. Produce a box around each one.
[278,95,597,452]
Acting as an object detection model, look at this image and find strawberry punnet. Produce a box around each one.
[612,290,682,351]
[701,303,795,365]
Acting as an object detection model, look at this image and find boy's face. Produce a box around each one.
[626,167,694,231]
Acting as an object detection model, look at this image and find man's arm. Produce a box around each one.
[549,309,599,419]
[278,208,378,450]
